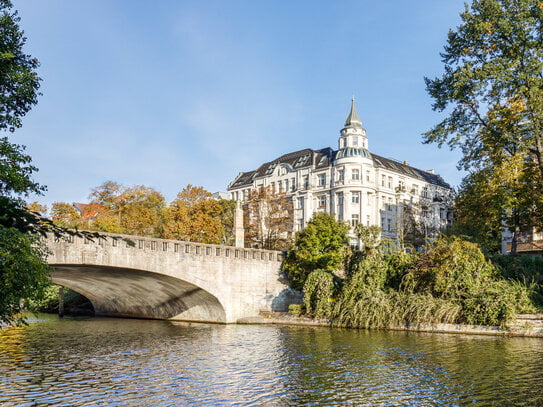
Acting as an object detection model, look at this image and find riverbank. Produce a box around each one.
[238,312,543,338]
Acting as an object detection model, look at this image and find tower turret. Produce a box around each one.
[336,96,370,160]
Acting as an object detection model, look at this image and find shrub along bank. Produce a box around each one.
[284,217,537,329]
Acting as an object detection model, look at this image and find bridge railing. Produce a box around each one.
[47,232,284,263]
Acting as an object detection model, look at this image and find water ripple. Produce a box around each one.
[0,315,542,405]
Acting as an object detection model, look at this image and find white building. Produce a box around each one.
[227,98,453,246]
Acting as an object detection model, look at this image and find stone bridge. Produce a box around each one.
[46,233,297,323]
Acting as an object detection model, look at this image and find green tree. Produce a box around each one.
[425,0,543,253]
[0,0,50,325]
[283,213,349,290]
[0,227,50,325]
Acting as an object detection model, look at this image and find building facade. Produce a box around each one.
[227,99,453,246]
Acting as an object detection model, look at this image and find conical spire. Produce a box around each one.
[344,95,362,128]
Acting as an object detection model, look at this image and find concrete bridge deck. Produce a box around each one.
[46,233,300,323]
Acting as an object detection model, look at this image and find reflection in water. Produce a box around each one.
[0,314,542,406]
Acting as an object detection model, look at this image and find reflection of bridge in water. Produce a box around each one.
[46,233,295,323]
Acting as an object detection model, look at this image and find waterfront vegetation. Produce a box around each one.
[285,215,541,329]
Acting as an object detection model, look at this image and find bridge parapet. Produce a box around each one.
[47,232,284,263]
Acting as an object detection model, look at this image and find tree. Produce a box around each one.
[0,0,48,325]
[244,186,293,250]
[118,185,165,237]
[50,202,82,229]
[0,0,41,133]
[283,213,350,290]
[0,227,50,325]
[162,185,225,244]
[425,0,543,253]
[26,201,46,215]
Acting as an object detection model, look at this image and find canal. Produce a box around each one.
[1,314,542,406]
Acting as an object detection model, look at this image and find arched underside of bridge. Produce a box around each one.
[49,265,227,323]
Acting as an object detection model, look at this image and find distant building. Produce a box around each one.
[502,228,543,256]
[227,98,453,246]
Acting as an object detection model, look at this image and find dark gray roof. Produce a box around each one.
[371,154,451,189]
[229,148,334,188]
[229,147,450,190]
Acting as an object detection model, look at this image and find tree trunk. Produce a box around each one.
[510,211,520,256]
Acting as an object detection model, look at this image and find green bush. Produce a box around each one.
[491,254,543,307]
[303,269,337,319]
[288,304,305,317]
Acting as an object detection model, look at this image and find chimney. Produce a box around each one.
[425,169,435,174]
[403,161,409,166]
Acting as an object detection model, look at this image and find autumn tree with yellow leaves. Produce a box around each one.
[162,185,233,244]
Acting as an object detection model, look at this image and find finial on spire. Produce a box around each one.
[344,95,362,128]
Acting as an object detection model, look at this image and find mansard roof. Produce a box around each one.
[371,154,451,189]
[229,147,450,190]
[229,147,334,188]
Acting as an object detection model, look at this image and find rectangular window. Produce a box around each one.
[366,171,370,182]
[367,192,372,206]
[398,180,405,192]
[303,175,309,189]
[163,242,168,251]
[318,174,326,187]
[381,175,386,187]
[318,195,326,208]
[351,214,359,227]
[366,215,370,226]
[338,170,344,182]
[353,137,358,146]
[352,192,360,204]
[388,176,392,189]
[298,197,304,210]
[352,169,360,180]
[388,197,393,211]
[381,217,386,229]
[422,186,429,198]
[285,179,289,191]
[291,178,296,191]
[337,193,344,205]
[387,219,392,232]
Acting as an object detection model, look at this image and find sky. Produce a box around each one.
[13,0,467,208]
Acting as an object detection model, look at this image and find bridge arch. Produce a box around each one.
[50,264,227,323]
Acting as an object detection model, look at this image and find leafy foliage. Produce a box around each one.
[244,186,293,250]
[283,213,349,290]
[0,0,41,133]
[0,227,50,325]
[303,270,337,319]
[163,185,226,244]
[425,0,543,252]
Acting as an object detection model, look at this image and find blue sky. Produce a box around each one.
[14,0,466,208]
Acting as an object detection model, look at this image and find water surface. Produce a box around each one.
[1,314,542,406]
